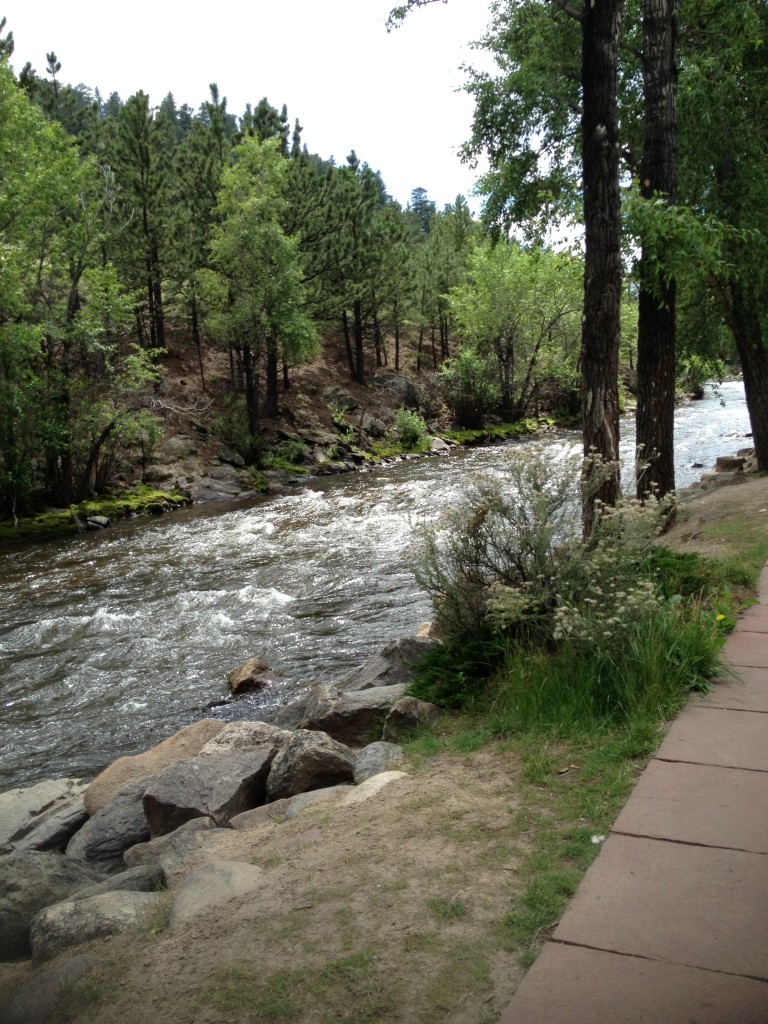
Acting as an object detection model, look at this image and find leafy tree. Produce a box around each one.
[450,240,582,421]
[202,137,317,440]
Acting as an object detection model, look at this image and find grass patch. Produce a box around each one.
[0,485,191,546]
[427,895,470,923]
[203,948,392,1024]
[442,418,551,446]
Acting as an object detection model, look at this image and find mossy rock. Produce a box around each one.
[0,487,192,546]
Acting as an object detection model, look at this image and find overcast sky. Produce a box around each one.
[2,0,495,212]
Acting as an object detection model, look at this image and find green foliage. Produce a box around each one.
[393,407,427,447]
[438,346,500,428]
[410,448,729,727]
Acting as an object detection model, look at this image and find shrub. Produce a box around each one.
[410,447,726,724]
[438,347,500,428]
[394,407,427,448]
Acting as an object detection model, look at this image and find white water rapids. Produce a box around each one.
[0,381,751,790]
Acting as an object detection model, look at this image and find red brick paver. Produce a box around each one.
[500,581,768,1023]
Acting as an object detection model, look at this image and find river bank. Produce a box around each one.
[1,461,767,1023]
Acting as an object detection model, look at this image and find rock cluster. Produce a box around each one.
[0,633,440,990]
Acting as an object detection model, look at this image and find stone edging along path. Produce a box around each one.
[499,564,768,1024]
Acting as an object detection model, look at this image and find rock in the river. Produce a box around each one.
[226,659,279,695]
[30,891,164,962]
[168,860,265,930]
[0,953,103,1024]
[84,719,226,815]
[266,730,356,800]
[353,742,405,783]
[298,683,408,745]
[0,778,88,855]
[0,851,102,960]
[382,696,442,741]
[142,747,276,836]
[66,777,155,873]
[336,635,436,691]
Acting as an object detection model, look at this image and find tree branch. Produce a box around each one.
[548,0,584,23]
[386,0,447,32]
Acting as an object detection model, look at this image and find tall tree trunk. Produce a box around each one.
[711,278,768,471]
[242,342,259,437]
[395,313,401,373]
[353,299,365,385]
[341,310,356,379]
[580,0,624,535]
[191,291,206,392]
[636,0,678,500]
[265,337,279,418]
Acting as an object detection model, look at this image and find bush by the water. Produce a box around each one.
[410,449,728,728]
[394,407,428,448]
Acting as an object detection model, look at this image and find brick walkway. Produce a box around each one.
[499,568,768,1023]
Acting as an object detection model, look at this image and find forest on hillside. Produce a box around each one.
[0,0,765,519]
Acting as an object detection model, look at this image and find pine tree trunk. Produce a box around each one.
[191,292,206,392]
[265,337,279,418]
[580,0,624,535]
[341,310,356,379]
[353,299,365,385]
[636,0,678,500]
[712,279,768,471]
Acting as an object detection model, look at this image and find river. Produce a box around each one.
[0,380,752,791]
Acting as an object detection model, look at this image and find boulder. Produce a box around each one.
[336,635,436,691]
[715,455,746,473]
[226,658,277,695]
[0,953,103,1024]
[142,747,276,836]
[360,412,388,438]
[64,864,165,903]
[123,817,215,868]
[124,820,255,887]
[273,691,314,730]
[30,891,164,962]
[322,386,359,413]
[298,683,408,745]
[66,776,154,873]
[168,860,265,930]
[84,719,226,815]
[382,696,442,741]
[0,851,102,960]
[339,771,409,807]
[283,784,353,821]
[0,778,88,855]
[200,721,293,755]
[266,730,356,800]
[353,742,405,783]
[429,436,451,453]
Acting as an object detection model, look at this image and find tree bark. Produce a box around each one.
[353,299,365,385]
[636,0,678,500]
[580,0,624,535]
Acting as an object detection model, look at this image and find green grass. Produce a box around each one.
[0,485,192,545]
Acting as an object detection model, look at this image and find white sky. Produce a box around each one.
[2,0,495,212]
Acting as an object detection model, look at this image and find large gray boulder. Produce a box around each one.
[353,742,405,784]
[0,953,103,1024]
[30,891,163,962]
[0,778,88,855]
[84,719,226,815]
[382,696,442,741]
[66,776,154,873]
[266,730,356,800]
[168,860,265,930]
[0,851,101,960]
[142,746,276,837]
[64,864,165,902]
[123,820,255,887]
[336,635,435,691]
[298,684,408,745]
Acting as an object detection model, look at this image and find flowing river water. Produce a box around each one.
[0,380,752,792]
